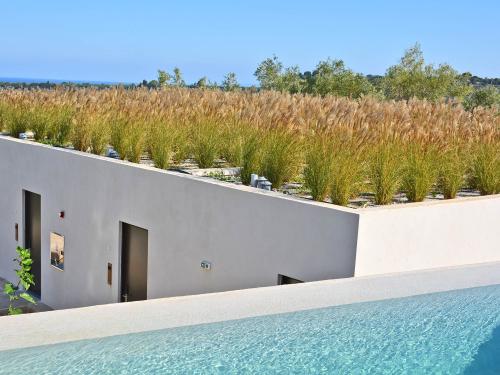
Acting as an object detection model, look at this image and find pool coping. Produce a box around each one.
[1,261,500,351]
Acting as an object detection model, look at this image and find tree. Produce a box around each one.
[222,72,240,91]
[157,70,171,88]
[383,43,471,101]
[195,77,207,88]
[171,67,185,87]
[254,55,283,90]
[309,59,374,98]
[280,66,306,94]
[463,85,500,111]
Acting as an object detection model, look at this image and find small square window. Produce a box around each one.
[50,232,64,270]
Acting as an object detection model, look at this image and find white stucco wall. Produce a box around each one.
[1,137,499,310]
[0,137,359,309]
[354,196,500,276]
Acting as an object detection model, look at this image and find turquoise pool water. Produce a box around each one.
[1,285,500,374]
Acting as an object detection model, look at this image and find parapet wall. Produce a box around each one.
[0,137,359,309]
[0,136,498,309]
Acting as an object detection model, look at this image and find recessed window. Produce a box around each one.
[50,232,65,270]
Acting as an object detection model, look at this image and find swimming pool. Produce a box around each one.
[1,284,499,374]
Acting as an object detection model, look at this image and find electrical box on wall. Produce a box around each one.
[200,260,212,270]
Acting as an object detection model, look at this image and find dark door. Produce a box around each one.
[120,223,148,302]
[25,191,41,296]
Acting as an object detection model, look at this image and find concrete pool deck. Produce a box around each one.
[1,261,500,351]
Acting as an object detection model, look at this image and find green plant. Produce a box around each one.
[126,120,146,163]
[47,105,74,146]
[469,143,500,195]
[303,136,334,201]
[259,129,302,188]
[4,103,29,137]
[463,85,500,112]
[149,121,175,169]
[330,142,365,206]
[28,106,51,141]
[220,122,246,166]
[110,115,130,160]
[369,142,402,205]
[89,115,110,155]
[240,130,262,185]
[191,120,220,168]
[401,143,437,202]
[438,146,467,199]
[3,246,36,315]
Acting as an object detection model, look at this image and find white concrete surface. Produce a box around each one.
[0,137,359,309]
[1,261,499,351]
[355,196,500,276]
[0,136,499,310]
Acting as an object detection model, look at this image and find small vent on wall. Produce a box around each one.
[277,274,304,285]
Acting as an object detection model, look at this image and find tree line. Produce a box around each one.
[1,44,498,110]
[144,43,499,110]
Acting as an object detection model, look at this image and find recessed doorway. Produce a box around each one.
[120,222,148,302]
[24,190,41,297]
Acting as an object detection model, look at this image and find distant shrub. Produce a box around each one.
[463,85,500,112]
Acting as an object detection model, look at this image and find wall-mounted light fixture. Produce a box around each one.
[107,263,112,285]
[59,211,65,219]
[201,260,212,270]
[15,223,18,242]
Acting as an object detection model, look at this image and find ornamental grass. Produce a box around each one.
[0,88,498,206]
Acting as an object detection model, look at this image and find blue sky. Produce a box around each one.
[1,1,498,84]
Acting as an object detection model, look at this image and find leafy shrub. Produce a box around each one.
[3,246,36,315]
